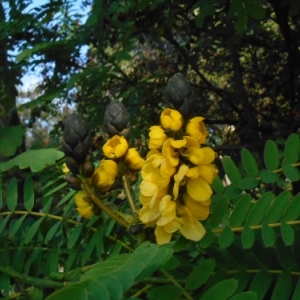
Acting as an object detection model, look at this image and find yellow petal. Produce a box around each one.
[187,177,212,201]
[170,138,186,148]
[186,116,208,144]
[183,194,210,220]
[102,135,128,158]
[173,164,189,200]
[163,219,181,233]
[186,166,199,179]
[160,108,184,131]
[140,181,158,196]
[157,195,176,226]
[125,148,144,170]
[200,147,216,164]
[198,164,218,184]
[180,217,206,241]
[155,226,172,245]
[77,206,94,219]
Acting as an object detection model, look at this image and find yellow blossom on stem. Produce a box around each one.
[102,135,128,159]
[148,126,167,149]
[75,190,94,219]
[186,116,208,144]
[125,148,145,170]
[91,160,118,192]
[160,108,184,131]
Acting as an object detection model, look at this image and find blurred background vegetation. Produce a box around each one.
[1,0,299,159]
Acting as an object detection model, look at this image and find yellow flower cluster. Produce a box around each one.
[139,108,217,244]
[90,135,144,193]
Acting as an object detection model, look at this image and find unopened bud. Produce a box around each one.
[66,174,82,190]
[103,102,130,138]
[81,161,95,178]
[165,73,194,118]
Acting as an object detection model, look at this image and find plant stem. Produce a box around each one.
[131,284,154,298]
[212,220,300,234]
[122,174,137,217]
[160,269,193,300]
[0,211,133,252]
[82,181,129,228]
[0,265,64,288]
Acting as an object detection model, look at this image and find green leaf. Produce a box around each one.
[280,221,294,246]
[229,194,252,227]
[0,126,25,157]
[211,176,224,194]
[242,225,255,249]
[249,270,272,300]
[262,222,275,247]
[0,176,2,210]
[147,285,182,300]
[284,133,300,164]
[225,185,242,199]
[241,148,259,178]
[276,239,295,270]
[264,140,279,170]
[235,7,247,32]
[9,215,27,238]
[185,259,216,291]
[57,190,76,207]
[282,163,300,181]
[67,226,83,249]
[200,228,217,248]
[0,273,10,300]
[210,196,228,228]
[219,226,234,248]
[239,177,259,190]
[200,279,238,300]
[265,190,291,223]
[245,0,266,19]
[28,286,43,300]
[24,176,35,211]
[259,169,279,183]
[16,48,33,62]
[42,195,53,214]
[283,193,300,221]
[44,221,61,244]
[25,217,45,244]
[229,291,257,300]
[0,149,64,172]
[292,277,300,300]
[0,215,10,235]
[222,157,241,185]
[44,182,67,197]
[232,270,249,294]
[271,271,292,300]
[247,192,274,226]
[7,177,18,211]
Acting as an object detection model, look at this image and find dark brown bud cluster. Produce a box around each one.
[165,73,194,118]
[62,113,95,190]
[103,102,130,138]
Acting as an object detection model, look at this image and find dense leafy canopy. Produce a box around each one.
[0,0,300,299]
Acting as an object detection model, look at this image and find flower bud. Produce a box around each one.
[66,174,82,190]
[125,148,145,170]
[75,190,94,219]
[129,224,143,235]
[81,161,95,178]
[62,113,92,164]
[103,102,130,138]
[165,73,194,118]
[65,156,80,174]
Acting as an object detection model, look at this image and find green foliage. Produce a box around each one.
[0,126,25,157]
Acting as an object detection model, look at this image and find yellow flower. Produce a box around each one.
[182,147,215,165]
[162,139,180,167]
[125,148,145,170]
[148,126,167,149]
[139,188,169,224]
[160,108,183,131]
[102,135,128,159]
[186,116,208,144]
[156,195,176,226]
[183,194,210,220]
[75,190,94,219]
[62,163,70,174]
[178,205,206,241]
[91,160,118,192]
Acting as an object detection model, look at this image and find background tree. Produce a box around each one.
[0,0,300,299]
